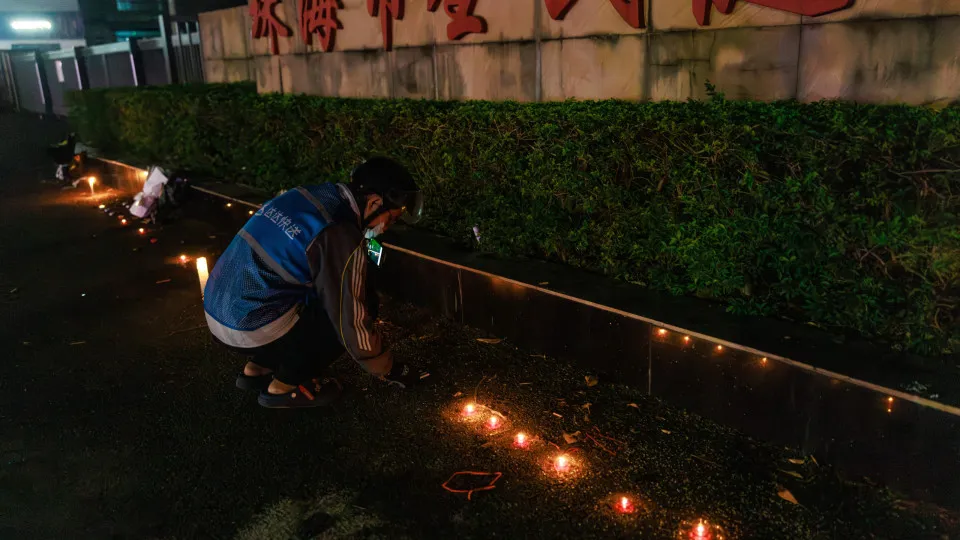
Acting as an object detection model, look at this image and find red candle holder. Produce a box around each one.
[514,432,528,448]
[681,519,722,540]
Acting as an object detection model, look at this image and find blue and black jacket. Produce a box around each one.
[203,183,391,375]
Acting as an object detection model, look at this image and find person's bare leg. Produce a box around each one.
[243,362,273,377]
[267,379,297,395]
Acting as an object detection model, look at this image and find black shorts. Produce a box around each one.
[219,302,345,386]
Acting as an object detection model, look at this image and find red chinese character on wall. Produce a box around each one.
[368,0,405,51]
[544,0,578,20]
[608,0,643,28]
[544,0,642,28]
[427,0,487,41]
[250,0,292,55]
[692,0,854,25]
[301,0,342,52]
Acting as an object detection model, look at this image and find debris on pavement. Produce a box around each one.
[442,471,503,501]
[778,487,800,505]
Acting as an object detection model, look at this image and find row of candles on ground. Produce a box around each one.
[460,403,722,539]
[97,203,211,296]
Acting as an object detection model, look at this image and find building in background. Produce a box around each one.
[80,0,244,45]
[0,0,244,50]
[0,0,85,51]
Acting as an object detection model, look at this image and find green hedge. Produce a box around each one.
[68,83,960,358]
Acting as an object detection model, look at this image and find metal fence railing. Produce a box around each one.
[0,15,203,116]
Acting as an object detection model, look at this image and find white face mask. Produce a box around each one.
[364,222,386,239]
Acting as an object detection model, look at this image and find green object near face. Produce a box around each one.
[367,238,383,267]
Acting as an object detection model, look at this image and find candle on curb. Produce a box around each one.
[488,415,500,429]
[683,336,690,344]
[226,203,232,208]
[120,218,127,225]
[618,496,634,514]
[715,345,723,352]
[657,328,667,336]
[196,257,209,298]
[180,254,188,263]
[87,176,96,194]
[555,454,570,472]
[138,228,145,235]
[463,403,476,416]
[761,357,768,365]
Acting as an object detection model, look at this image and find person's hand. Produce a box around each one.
[382,361,421,389]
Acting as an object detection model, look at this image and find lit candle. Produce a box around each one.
[179,254,188,263]
[514,432,527,448]
[120,218,127,225]
[685,520,714,540]
[98,204,105,209]
[715,345,723,352]
[683,336,690,344]
[248,210,254,215]
[488,415,500,429]
[226,203,232,208]
[555,455,569,472]
[657,328,668,336]
[463,403,476,416]
[138,228,145,235]
[87,176,96,194]
[887,396,894,413]
[618,496,634,514]
[196,257,209,298]
[761,357,768,365]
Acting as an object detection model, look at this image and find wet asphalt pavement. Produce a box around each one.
[1,112,957,540]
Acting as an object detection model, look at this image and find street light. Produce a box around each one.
[10,19,52,31]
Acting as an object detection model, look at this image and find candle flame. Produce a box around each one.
[180,254,188,263]
[516,432,526,445]
[120,219,127,225]
[716,345,723,352]
[683,336,690,343]
[226,203,232,208]
[196,257,209,298]
[696,521,706,538]
[88,177,96,186]
[248,210,254,215]
[98,204,105,209]
[138,228,145,234]
[621,496,629,509]
[887,396,894,403]
[556,455,569,471]
[657,328,667,336]
[488,415,499,428]
[464,403,475,415]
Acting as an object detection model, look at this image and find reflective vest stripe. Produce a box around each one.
[297,187,334,224]
[238,229,304,286]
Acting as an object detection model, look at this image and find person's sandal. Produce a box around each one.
[236,372,273,392]
[258,378,342,409]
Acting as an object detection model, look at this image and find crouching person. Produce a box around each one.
[203,157,423,408]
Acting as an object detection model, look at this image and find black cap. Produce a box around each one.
[351,157,423,223]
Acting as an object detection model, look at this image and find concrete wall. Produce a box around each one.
[199,1,960,105]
